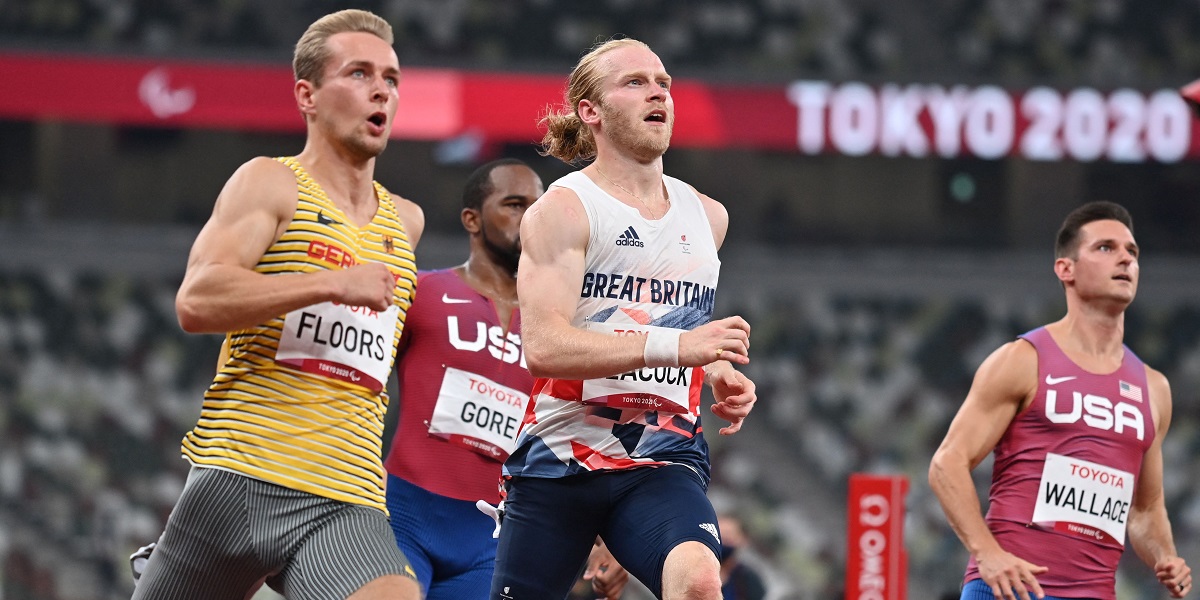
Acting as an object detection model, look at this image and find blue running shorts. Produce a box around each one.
[387,474,497,600]
[490,464,720,599]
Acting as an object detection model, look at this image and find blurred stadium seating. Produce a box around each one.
[5,0,1200,85]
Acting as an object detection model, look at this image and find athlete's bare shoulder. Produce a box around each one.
[971,338,1039,409]
[230,154,294,179]
[232,156,296,187]
[519,185,589,263]
[1145,364,1171,392]
[682,181,720,207]
[982,338,1038,375]
[534,185,585,212]
[685,183,729,249]
[385,190,425,249]
[1145,364,1173,431]
[214,156,299,222]
[524,185,587,232]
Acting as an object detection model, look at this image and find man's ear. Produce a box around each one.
[296,79,317,120]
[1054,256,1074,285]
[578,99,601,126]
[461,207,482,234]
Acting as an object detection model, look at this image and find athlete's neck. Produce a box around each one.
[588,154,669,221]
[458,258,517,302]
[1049,308,1126,368]
[590,153,665,200]
[295,142,379,212]
[456,258,518,332]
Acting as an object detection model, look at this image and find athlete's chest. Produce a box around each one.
[417,284,525,369]
[1027,376,1154,449]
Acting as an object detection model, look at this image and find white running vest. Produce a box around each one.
[503,170,721,479]
[568,170,720,334]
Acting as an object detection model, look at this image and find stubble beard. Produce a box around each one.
[481,220,521,277]
[346,131,388,161]
[603,106,672,162]
[320,114,388,162]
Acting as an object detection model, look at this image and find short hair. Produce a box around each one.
[539,38,652,165]
[294,9,393,87]
[1054,201,1134,258]
[462,158,530,211]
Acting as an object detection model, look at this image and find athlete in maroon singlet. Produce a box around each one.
[930,202,1191,600]
[382,159,626,599]
[385,267,533,502]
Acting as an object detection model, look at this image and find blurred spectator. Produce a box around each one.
[718,513,768,600]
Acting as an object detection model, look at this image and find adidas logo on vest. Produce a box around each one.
[615,226,645,247]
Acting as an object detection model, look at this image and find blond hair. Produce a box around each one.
[539,38,651,164]
[293,9,394,87]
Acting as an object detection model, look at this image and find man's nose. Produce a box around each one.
[371,75,389,101]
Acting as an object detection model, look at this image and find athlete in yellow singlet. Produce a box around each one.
[181,156,416,510]
[131,10,422,600]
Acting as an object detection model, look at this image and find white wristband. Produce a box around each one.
[643,328,682,368]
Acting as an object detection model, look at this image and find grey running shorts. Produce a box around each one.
[131,466,415,600]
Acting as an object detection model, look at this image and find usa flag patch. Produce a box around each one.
[1119,380,1143,402]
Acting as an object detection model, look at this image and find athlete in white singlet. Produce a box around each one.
[490,38,757,600]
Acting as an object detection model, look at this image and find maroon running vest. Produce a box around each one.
[964,327,1154,600]
[383,269,533,504]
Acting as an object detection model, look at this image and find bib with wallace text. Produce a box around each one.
[1031,452,1134,547]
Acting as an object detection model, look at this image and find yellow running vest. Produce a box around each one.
[181,157,417,511]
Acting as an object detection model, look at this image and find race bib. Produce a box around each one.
[580,322,697,414]
[1032,452,1134,546]
[428,367,529,461]
[275,302,399,393]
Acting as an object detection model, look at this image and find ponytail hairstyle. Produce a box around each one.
[539,38,651,164]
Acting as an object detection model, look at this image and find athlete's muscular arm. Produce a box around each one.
[929,340,1048,600]
[1128,369,1191,598]
[517,187,750,380]
[176,157,397,333]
